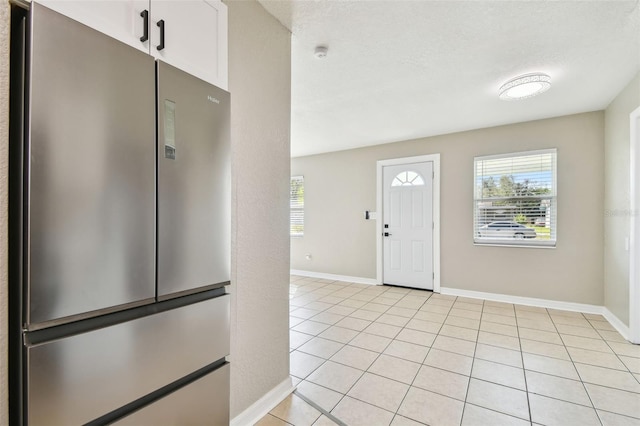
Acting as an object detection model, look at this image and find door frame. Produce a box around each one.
[376,154,441,292]
[630,105,640,343]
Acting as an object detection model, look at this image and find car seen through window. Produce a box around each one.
[478,221,537,239]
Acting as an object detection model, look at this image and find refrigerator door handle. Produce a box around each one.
[157,19,165,51]
[140,10,149,42]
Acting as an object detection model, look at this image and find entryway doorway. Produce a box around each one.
[376,154,440,292]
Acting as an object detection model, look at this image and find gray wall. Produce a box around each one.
[604,72,640,326]
[292,112,605,305]
[0,0,291,422]
[227,0,291,418]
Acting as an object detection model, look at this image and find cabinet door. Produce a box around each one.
[34,0,150,53]
[150,0,228,89]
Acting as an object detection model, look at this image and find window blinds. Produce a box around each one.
[474,149,557,247]
[290,176,304,237]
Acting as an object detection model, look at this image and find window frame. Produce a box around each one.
[290,175,304,238]
[473,149,557,248]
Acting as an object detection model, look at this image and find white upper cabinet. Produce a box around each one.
[35,1,151,53]
[34,0,228,90]
[150,1,227,90]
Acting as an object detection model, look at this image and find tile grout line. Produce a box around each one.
[515,302,534,426]
[550,308,604,426]
[381,291,434,425]
[448,300,533,423]
[292,389,348,426]
[596,319,640,385]
[387,290,439,425]
[458,295,483,426]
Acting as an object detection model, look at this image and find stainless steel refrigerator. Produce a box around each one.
[9,3,231,424]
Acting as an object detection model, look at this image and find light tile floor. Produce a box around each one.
[256,276,640,426]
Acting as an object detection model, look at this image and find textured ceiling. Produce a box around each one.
[257,0,640,157]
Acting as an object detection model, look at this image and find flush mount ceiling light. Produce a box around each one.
[499,73,551,100]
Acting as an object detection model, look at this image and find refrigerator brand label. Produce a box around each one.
[207,95,220,104]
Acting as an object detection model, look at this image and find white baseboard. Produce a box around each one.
[440,287,604,315]
[602,307,631,341]
[290,269,379,286]
[230,376,295,426]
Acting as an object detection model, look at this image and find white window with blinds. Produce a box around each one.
[474,149,557,247]
[290,176,304,237]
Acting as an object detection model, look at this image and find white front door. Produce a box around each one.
[383,162,434,290]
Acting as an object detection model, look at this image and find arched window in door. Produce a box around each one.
[391,171,425,187]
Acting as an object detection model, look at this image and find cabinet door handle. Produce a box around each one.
[139,10,149,42]
[157,19,165,51]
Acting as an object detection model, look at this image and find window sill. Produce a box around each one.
[474,241,556,249]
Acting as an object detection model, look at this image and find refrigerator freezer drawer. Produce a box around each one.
[157,61,231,299]
[115,363,230,426]
[27,3,156,327]
[27,295,229,425]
